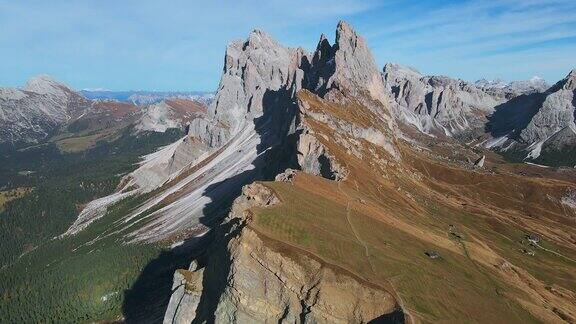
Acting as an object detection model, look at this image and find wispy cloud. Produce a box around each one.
[366,0,576,82]
[0,0,573,89]
[0,0,382,90]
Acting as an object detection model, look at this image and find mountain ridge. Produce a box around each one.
[1,20,576,324]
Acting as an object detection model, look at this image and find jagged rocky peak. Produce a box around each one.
[188,20,401,151]
[309,21,388,103]
[516,69,576,153]
[197,28,309,147]
[218,28,307,113]
[486,68,576,161]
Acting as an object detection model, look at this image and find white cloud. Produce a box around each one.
[0,0,573,89]
[368,0,576,82]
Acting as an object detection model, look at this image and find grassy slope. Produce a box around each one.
[249,91,576,323]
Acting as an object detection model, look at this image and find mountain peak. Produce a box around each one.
[567,69,576,83]
[309,21,386,103]
[336,20,356,39]
[563,69,576,90]
[25,75,72,96]
[335,20,361,52]
[548,69,576,92]
[245,29,280,49]
[383,63,422,79]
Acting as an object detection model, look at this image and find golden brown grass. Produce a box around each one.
[0,187,32,213]
[54,128,120,153]
[249,91,576,323]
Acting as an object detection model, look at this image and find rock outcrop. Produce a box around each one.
[474,155,485,168]
[309,21,388,104]
[164,183,400,323]
[135,99,207,134]
[190,29,308,148]
[163,262,204,324]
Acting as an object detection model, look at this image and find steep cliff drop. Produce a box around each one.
[161,22,576,324]
[162,21,406,323]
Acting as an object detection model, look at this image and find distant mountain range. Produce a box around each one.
[1,20,575,324]
[0,77,210,149]
[81,89,214,105]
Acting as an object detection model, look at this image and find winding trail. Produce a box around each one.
[344,200,377,275]
[338,182,375,274]
[338,181,417,324]
[534,243,576,264]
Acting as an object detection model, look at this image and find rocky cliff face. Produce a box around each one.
[485,69,576,162]
[383,63,503,137]
[189,29,308,149]
[160,21,404,322]
[163,183,400,324]
[309,22,388,104]
[382,63,576,166]
[64,20,399,243]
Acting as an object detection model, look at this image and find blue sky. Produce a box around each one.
[1,0,575,91]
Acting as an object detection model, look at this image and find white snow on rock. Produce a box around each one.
[526,140,546,159]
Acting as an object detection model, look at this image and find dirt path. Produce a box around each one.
[338,182,376,273]
[344,200,377,274]
[338,181,417,324]
[534,243,576,264]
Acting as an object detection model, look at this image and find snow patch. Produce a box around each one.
[526,140,545,159]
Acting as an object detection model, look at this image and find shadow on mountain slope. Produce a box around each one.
[191,85,301,323]
[122,85,300,323]
[122,236,210,323]
[484,92,544,140]
[573,90,576,118]
[368,308,405,324]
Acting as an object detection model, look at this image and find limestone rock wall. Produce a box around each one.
[164,183,399,323]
